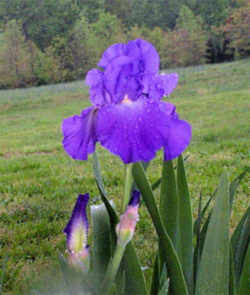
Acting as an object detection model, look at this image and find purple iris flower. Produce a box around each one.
[64,194,90,268]
[62,39,191,163]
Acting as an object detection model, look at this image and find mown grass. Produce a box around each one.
[0,59,250,294]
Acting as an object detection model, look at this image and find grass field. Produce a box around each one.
[0,59,250,294]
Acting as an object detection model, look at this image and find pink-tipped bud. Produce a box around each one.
[116,191,140,247]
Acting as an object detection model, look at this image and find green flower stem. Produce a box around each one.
[102,244,126,295]
[122,164,133,212]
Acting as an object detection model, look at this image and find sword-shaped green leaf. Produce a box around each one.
[238,243,250,295]
[91,203,112,277]
[176,155,193,294]
[158,264,169,295]
[229,246,236,295]
[195,172,230,295]
[123,243,149,295]
[160,160,178,247]
[229,168,249,209]
[132,162,189,295]
[231,207,250,286]
[151,254,161,295]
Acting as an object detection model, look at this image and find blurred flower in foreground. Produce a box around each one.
[116,191,140,247]
[62,39,191,163]
[63,194,90,270]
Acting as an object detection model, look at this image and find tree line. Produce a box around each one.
[0,0,249,89]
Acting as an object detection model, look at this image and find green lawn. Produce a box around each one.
[0,59,250,294]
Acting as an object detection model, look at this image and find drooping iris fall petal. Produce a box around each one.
[96,98,169,163]
[62,107,97,161]
[96,98,190,163]
[163,113,192,161]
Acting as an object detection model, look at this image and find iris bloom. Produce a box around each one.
[63,194,90,269]
[62,39,191,163]
[116,191,140,247]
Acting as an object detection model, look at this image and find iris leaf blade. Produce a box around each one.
[150,254,161,295]
[231,207,250,286]
[193,192,214,237]
[158,264,169,295]
[123,243,149,295]
[160,160,178,247]
[91,203,112,277]
[132,162,189,295]
[229,246,236,295]
[195,172,230,295]
[176,155,193,294]
[193,192,202,285]
[229,167,249,210]
[238,243,250,295]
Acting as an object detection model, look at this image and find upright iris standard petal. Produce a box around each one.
[116,191,140,247]
[86,69,109,106]
[141,74,165,100]
[126,39,160,74]
[98,43,127,69]
[96,98,173,163]
[160,73,179,96]
[98,39,160,75]
[62,107,97,161]
[64,194,89,254]
[104,56,143,102]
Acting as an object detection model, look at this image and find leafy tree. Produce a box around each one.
[90,12,126,55]
[66,16,97,78]
[162,5,207,67]
[176,4,204,32]
[220,1,250,57]
[144,0,180,29]
[0,0,80,50]
[0,20,39,88]
[126,0,185,30]
[127,25,167,67]
[196,0,231,26]
[104,0,133,26]
[127,0,147,28]
[76,0,103,23]
[230,0,249,8]
[33,46,62,84]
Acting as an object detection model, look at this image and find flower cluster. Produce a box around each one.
[62,39,191,163]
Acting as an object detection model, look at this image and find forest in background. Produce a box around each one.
[0,0,249,89]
